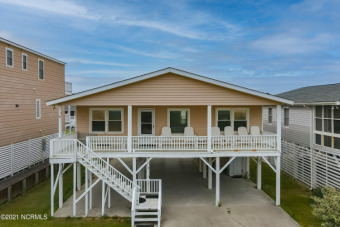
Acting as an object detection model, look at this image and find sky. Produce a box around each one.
[1,0,340,94]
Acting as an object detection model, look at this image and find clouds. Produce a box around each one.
[1,0,340,94]
[0,0,99,19]
[250,33,333,55]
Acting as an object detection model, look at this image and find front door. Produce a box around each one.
[138,109,155,136]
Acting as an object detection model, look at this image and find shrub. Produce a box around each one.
[312,187,340,227]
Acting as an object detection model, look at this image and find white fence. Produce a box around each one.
[279,140,340,190]
[0,133,58,179]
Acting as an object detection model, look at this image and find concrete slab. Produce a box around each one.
[55,158,299,227]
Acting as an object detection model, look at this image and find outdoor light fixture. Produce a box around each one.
[15,104,19,107]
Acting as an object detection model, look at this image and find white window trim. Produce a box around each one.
[107,108,124,134]
[313,105,340,149]
[89,108,124,134]
[38,59,44,80]
[5,47,14,68]
[22,53,28,71]
[138,108,155,136]
[36,99,41,119]
[167,108,190,135]
[216,108,250,133]
[283,107,289,128]
[215,108,231,132]
[268,107,273,124]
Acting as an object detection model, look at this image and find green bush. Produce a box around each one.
[312,187,340,227]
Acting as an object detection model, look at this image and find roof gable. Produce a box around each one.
[47,67,293,105]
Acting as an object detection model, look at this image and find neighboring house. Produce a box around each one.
[0,37,66,147]
[47,68,292,225]
[263,83,340,151]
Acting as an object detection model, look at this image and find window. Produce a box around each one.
[314,105,340,150]
[268,108,273,124]
[217,110,231,131]
[284,108,289,127]
[168,109,189,134]
[108,110,122,132]
[22,53,27,70]
[233,109,247,131]
[90,108,124,133]
[38,59,44,80]
[6,48,13,67]
[91,110,105,132]
[36,99,41,119]
[216,108,248,132]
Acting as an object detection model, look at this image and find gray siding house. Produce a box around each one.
[263,83,340,151]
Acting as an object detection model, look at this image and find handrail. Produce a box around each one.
[50,138,140,196]
[76,140,140,195]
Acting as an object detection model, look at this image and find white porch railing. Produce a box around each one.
[132,136,207,151]
[87,135,278,152]
[212,135,277,151]
[137,179,162,195]
[87,136,127,151]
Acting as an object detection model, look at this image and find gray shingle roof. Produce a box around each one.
[277,83,340,104]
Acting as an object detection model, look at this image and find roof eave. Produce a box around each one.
[293,101,340,106]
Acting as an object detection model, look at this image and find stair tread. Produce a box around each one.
[135,218,159,222]
[135,212,159,215]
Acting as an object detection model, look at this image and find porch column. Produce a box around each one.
[207,105,212,152]
[208,158,212,189]
[73,163,76,217]
[276,156,281,205]
[51,164,54,216]
[257,157,262,189]
[215,157,220,206]
[77,163,81,190]
[74,106,77,132]
[133,157,137,185]
[276,104,281,206]
[128,105,132,153]
[203,163,207,179]
[59,164,63,208]
[58,105,62,137]
[146,162,150,179]
[276,105,281,152]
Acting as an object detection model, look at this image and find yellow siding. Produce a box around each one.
[77,106,263,136]
[64,73,280,106]
[0,41,65,146]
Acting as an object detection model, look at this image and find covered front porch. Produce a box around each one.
[54,158,298,227]
[73,104,282,154]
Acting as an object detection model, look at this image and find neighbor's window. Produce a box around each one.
[38,59,44,80]
[284,108,289,127]
[169,109,189,134]
[22,53,27,70]
[36,99,41,119]
[90,108,124,133]
[234,109,247,131]
[6,48,13,67]
[314,105,340,150]
[217,109,231,131]
[268,108,273,124]
[108,110,122,132]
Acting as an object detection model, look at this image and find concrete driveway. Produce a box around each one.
[55,158,300,227]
